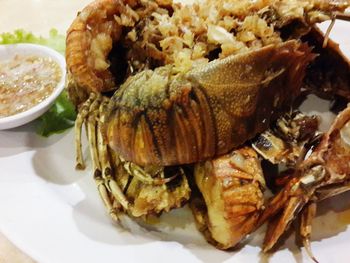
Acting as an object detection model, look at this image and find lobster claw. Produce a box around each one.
[258,105,350,260]
[107,40,315,166]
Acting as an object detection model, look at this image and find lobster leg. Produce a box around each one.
[97,98,129,213]
[95,175,120,221]
[87,94,102,174]
[75,93,121,220]
[263,195,308,252]
[74,92,97,169]
[261,106,350,258]
[290,183,350,263]
[86,95,124,220]
[258,177,298,227]
[316,182,350,201]
[300,202,318,263]
[262,165,326,252]
[122,160,176,185]
[86,95,121,218]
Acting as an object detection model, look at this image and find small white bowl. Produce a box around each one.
[0,43,66,130]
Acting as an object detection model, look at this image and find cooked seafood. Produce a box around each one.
[66,0,146,94]
[65,0,350,258]
[258,105,350,259]
[251,25,350,258]
[66,0,350,96]
[106,41,313,166]
[303,26,350,100]
[74,92,190,219]
[191,147,265,249]
[252,111,320,165]
[67,0,350,166]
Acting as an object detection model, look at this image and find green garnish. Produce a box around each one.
[36,91,76,137]
[0,29,77,136]
[0,29,65,54]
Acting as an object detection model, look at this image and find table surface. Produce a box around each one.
[0,1,91,262]
[0,0,91,36]
[0,232,35,263]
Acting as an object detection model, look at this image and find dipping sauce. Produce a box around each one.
[0,55,62,118]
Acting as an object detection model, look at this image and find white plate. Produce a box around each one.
[1,1,350,263]
[0,44,66,130]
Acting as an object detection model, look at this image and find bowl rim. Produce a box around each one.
[0,43,66,128]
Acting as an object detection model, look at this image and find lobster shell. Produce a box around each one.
[107,40,315,166]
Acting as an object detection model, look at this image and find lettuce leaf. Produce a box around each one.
[0,29,77,136]
[36,92,76,137]
[0,29,66,54]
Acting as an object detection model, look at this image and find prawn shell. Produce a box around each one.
[108,40,315,166]
[66,0,132,93]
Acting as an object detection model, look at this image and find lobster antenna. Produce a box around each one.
[323,12,350,48]
[334,12,350,22]
[322,17,336,48]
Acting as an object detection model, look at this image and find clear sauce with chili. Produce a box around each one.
[0,55,62,118]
